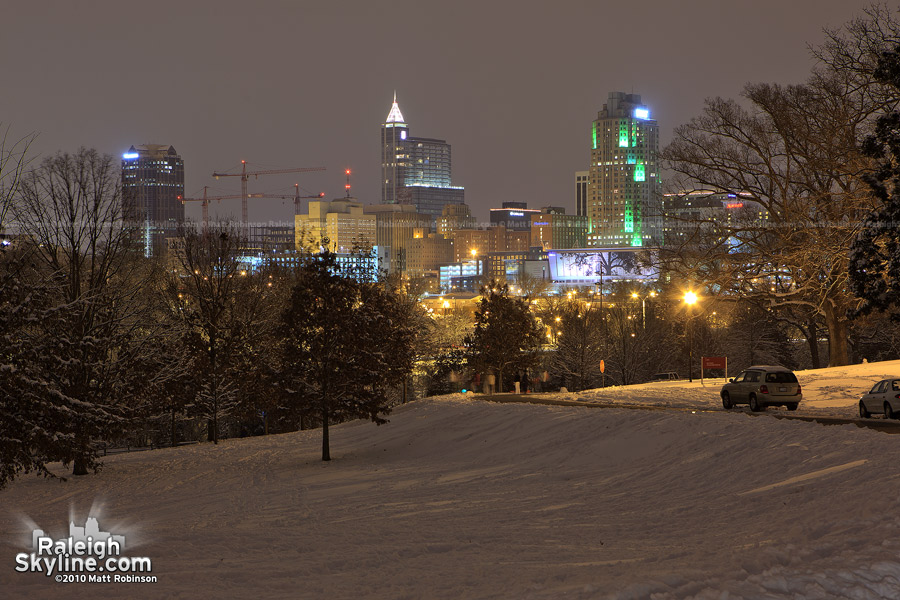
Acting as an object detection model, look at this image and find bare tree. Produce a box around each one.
[550,299,605,391]
[662,34,898,366]
[166,222,276,444]
[13,148,148,475]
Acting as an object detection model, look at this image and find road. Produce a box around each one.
[477,393,900,434]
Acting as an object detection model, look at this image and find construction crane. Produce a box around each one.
[178,187,245,229]
[211,160,326,234]
[180,185,325,228]
[250,184,325,215]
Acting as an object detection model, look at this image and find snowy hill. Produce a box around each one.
[3,361,900,598]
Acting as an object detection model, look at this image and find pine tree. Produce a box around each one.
[466,282,543,393]
[850,43,900,319]
[278,250,417,461]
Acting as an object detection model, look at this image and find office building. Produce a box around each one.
[437,203,476,239]
[489,202,540,231]
[575,171,589,217]
[381,94,465,221]
[121,144,184,257]
[364,203,431,274]
[660,190,768,248]
[295,199,376,253]
[530,207,588,250]
[588,92,662,248]
[405,233,454,279]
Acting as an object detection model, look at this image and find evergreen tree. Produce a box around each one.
[850,43,900,318]
[466,282,543,393]
[279,250,416,461]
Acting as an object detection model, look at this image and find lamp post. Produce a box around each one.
[630,290,656,328]
[683,291,698,382]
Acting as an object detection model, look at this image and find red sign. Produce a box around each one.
[702,356,727,369]
[600,360,605,374]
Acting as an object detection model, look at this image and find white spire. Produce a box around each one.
[385,91,405,124]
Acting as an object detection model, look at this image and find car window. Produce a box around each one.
[745,371,761,383]
[765,372,798,383]
[732,373,746,383]
[893,381,900,392]
[874,380,888,394]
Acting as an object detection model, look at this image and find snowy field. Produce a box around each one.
[3,361,900,599]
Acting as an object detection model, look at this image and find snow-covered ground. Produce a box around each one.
[563,359,900,417]
[3,361,900,599]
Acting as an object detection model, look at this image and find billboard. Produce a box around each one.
[546,248,658,283]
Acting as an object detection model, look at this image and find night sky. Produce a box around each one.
[1,0,879,224]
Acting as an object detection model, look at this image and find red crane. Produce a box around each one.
[212,161,326,233]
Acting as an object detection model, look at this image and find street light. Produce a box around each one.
[683,291,699,382]
[630,290,656,328]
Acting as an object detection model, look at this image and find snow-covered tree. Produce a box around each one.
[165,223,277,443]
[850,40,900,320]
[466,282,543,393]
[9,148,147,476]
[550,299,606,391]
[278,250,417,461]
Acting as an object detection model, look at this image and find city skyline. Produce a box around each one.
[1,1,876,224]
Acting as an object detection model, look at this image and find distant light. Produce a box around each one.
[122,152,139,160]
[509,211,524,217]
[725,202,744,209]
[400,131,407,140]
[634,108,650,120]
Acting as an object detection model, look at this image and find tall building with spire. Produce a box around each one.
[588,92,661,248]
[380,94,464,222]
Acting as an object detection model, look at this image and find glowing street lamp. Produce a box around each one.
[683,291,699,382]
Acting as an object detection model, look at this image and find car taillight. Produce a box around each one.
[760,385,769,394]
[796,384,802,396]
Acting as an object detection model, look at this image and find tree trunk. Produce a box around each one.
[823,303,850,367]
[321,402,330,462]
[212,372,218,445]
[171,403,177,448]
[806,318,820,369]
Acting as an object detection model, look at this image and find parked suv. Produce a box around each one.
[720,365,801,412]
[650,372,680,381]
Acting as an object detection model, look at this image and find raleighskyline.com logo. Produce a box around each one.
[14,517,156,584]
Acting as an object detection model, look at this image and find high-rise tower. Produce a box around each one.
[588,92,661,247]
[122,144,184,257]
[380,94,464,222]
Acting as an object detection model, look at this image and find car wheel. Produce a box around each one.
[886,402,896,420]
[722,391,733,410]
[859,401,870,419]
[786,403,799,411]
[749,394,764,412]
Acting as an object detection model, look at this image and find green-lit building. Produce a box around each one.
[588,92,661,248]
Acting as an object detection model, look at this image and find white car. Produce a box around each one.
[858,378,900,419]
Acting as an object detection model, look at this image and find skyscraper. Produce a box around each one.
[122,144,185,257]
[575,171,589,218]
[380,94,464,221]
[588,92,661,248]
